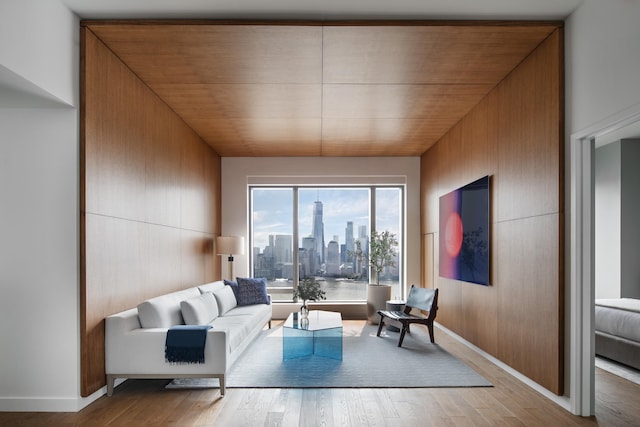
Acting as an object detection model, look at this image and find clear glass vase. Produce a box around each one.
[300,305,309,320]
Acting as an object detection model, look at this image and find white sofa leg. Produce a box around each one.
[219,375,225,396]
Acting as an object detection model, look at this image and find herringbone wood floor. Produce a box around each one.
[2,321,639,426]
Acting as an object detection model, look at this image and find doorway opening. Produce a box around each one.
[570,105,640,416]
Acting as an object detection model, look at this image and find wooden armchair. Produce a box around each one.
[376,285,439,347]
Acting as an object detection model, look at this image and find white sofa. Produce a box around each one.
[105,280,272,396]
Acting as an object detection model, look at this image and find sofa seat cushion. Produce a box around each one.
[224,303,271,320]
[210,316,254,352]
[181,292,219,325]
[137,288,201,328]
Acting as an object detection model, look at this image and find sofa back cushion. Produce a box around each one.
[181,292,219,325]
[137,288,200,328]
[198,280,225,294]
[212,285,237,315]
[223,279,240,299]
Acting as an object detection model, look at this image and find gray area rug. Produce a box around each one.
[167,323,491,389]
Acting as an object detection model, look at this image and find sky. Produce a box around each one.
[251,187,401,251]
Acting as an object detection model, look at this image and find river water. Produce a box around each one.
[268,277,401,302]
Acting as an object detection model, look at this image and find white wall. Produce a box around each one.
[0,108,81,411]
[221,157,421,290]
[565,0,640,134]
[594,143,621,299]
[620,140,640,299]
[0,0,78,106]
[0,0,87,412]
[565,0,640,415]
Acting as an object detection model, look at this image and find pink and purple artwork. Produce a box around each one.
[439,176,490,286]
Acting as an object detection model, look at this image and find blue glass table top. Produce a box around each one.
[283,310,342,331]
[282,310,343,360]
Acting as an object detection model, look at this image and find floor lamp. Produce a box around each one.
[216,236,244,281]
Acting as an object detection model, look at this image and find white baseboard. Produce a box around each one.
[0,379,124,412]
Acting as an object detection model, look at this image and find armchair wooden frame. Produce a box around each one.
[376,285,439,347]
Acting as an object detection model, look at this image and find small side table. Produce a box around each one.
[385,300,405,332]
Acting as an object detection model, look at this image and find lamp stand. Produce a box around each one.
[227,255,234,281]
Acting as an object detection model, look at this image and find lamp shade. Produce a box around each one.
[216,236,245,256]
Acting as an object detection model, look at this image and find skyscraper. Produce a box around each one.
[345,221,354,261]
[301,236,317,277]
[312,200,325,265]
[326,240,340,275]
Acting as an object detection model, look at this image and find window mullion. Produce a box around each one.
[293,187,299,297]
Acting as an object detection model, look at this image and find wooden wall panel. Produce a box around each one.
[420,29,563,394]
[436,278,465,333]
[144,102,182,228]
[81,28,222,396]
[436,123,462,195]
[181,135,207,232]
[145,223,183,298]
[460,90,499,186]
[205,146,222,235]
[422,233,435,290]
[84,30,147,222]
[497,214,562,392]
[420,143,439,234]
[497,30,562,222]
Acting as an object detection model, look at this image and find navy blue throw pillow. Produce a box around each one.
[235,277,270,306]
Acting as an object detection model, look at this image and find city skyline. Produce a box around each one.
[251,187,401,253]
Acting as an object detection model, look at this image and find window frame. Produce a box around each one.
[249,184,405,302]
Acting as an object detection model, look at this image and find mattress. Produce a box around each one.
[595,298,640,343]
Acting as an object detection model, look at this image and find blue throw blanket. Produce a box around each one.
[165,325,212,364]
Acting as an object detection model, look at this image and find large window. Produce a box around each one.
[250,186,403,302]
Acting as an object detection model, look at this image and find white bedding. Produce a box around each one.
[595,298,640,343]
[595,298,640,313]
[594,298,640,370]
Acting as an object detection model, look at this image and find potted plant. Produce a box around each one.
[352,230,398,324]
[293,277,326,319]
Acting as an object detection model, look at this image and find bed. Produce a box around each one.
[595,298,640,370]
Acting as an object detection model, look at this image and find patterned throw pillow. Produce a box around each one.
[235,277,270,306]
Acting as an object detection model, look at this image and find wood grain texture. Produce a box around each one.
[497,30,562,222]
[322,25,557,84]
[420,29,563,394]
[205,146,221,235]
[422,233,434,290]
[497,214,562,393]
[81,29,221,396]
[89,24,323,85]
[2,322,636,425]
[420,143,439,234]
[85,21,560,157]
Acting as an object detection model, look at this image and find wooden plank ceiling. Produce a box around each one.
[86,22,559,157]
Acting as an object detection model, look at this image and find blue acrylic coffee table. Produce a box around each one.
[282,310,343,360]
